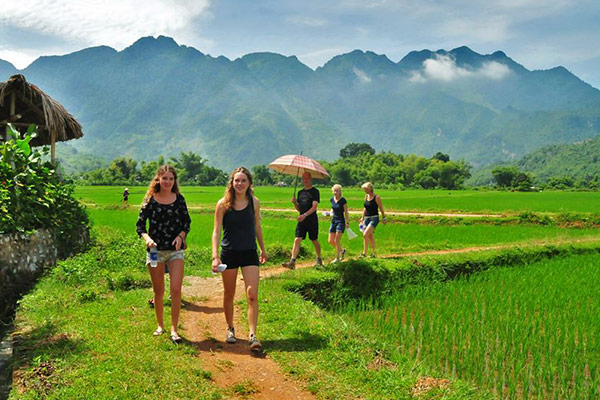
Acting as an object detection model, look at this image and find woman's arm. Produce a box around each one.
[254,197,268,264]
[376,195,386,222]
[343,202,350,227]
[173,195,192,250]
[136,204,156,247]
[211,199,225,271]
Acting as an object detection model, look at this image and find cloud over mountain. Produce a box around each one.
[410,54,512,82]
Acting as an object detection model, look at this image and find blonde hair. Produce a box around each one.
[223,167,254,211]
[331,184,342,192]
[361,182,374,193]
[142,164,179,207]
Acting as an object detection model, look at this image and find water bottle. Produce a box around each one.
[149,247,158,268]
[359,222,365,233]
[212,263,227,275]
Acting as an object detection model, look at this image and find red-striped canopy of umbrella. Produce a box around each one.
[268,154,330,179]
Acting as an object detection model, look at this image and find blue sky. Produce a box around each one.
[1,0,600,88]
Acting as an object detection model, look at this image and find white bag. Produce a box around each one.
[346,227,358,240]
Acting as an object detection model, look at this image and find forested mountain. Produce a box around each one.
[3,36,600,172]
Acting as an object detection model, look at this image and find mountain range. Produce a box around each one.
[2,35,600,173]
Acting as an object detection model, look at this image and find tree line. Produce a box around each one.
[73,152,228,186]
[252,143,473,190]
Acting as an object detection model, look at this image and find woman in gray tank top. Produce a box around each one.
[212,167,267,352]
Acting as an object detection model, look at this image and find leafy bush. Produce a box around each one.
[0,124,90,256]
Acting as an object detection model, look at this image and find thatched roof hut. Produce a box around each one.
[0,74,83,164]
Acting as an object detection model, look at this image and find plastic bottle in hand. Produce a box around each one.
[212,264,227,275]
[149,247,158,268]
[359,222,365,233]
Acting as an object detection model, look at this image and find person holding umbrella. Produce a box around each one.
[282,171,323,269]
[268,154,329,269]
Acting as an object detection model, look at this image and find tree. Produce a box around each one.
[432,152,450,162]
[252,165,273,185]
[108,157,137,181]
[339,142,375,158]
[331,163,354,186]
[491,166,520,188]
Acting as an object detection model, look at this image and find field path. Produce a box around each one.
[180,236,600,398]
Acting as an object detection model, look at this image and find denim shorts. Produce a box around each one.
[146,249,184,267]
[329,218,346,233]
[364,215,379,229]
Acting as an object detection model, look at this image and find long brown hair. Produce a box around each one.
[223,167,253,211]
[142,164,180,207]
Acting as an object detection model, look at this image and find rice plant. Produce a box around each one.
[345,254,600,399]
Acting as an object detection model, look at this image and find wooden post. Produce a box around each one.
[10,91,15,116]
[51,130,56,166]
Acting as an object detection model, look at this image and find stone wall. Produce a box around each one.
[0,229,58,319]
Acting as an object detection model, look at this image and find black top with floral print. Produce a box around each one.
[136,193,191,251]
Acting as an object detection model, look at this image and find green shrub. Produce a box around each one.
[0,124,90,256]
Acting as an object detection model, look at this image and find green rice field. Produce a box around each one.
[75,186,600,214]
[344,253,600,399]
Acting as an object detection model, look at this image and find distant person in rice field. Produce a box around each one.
[211,167,267,352]
[359,182,386,258]
[327,184,349,263]
[123,187,129,204]
[136,165,191,344]
[282,171,323,269]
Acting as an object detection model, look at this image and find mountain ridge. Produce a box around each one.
[2,36,600,172]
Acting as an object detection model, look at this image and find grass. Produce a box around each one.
[9,230,222,400]
[9,186,600,399]
[75,186,600,214]
[341,253,600,399]
[88,207,600,272]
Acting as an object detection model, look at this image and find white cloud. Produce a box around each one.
[353,67,372,83]
[411,54,511,82]
[0,48,37,69]
[288,16,328,27]
[478,61,511,79]
[0,0,211,50]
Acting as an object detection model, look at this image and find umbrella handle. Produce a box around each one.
[293,166,300,198]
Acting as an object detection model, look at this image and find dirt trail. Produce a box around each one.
[181,272,316,400]
[179,236,600,399]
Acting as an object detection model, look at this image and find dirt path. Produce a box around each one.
[179,236,600,399]
[181,273,316,400]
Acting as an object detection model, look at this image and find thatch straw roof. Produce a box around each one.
[0,74,83,146]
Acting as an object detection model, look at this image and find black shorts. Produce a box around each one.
[220,248,259,269]
[295,216,318,241]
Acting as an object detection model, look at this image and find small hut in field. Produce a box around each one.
[0,74,83,164]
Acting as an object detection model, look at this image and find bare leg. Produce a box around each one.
[328,232,336,248]
[148,263,166,330]
[167,259,184,335]
[291,237,303,259]
[241,266,260,336]
[367,229,376,256]
[363,225,375,255]
[335,232,343,258]
[312,239,322,258]
[221,268,238,329]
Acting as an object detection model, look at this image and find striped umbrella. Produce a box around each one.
[268,154,330,195]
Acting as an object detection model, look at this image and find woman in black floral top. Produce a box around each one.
[136,164,191,343]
